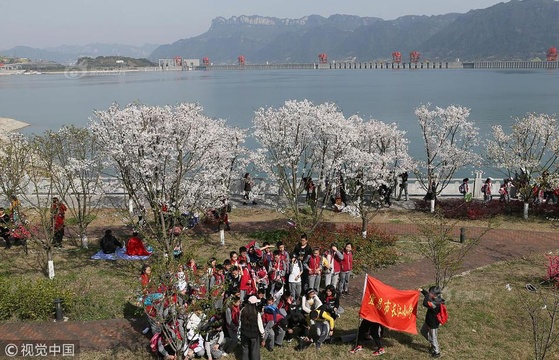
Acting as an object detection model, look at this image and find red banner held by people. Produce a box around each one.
[359,275,419,334]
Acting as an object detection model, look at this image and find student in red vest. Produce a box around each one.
[224,296,241,353]
[323,243,344,288]
[268,250,286,284]
[305,247,323,291]
[239,261,255,302]
[338,242,353,295]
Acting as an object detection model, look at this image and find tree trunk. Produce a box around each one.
[81,233,89,249]
[47,250,55,279]
[361,216,368,239]
[523,202,529,220]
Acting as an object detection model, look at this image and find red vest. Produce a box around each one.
[308,255,321,274]
[341,251,353,272]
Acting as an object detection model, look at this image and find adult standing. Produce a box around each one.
[243,173,257,206]
[293,233,313,292]
[397,171,409,201]
[51,197,67,248]
[240,295,265,360]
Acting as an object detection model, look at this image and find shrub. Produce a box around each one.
[414,198,559,220]
[249,223,398,272]
[0,276,74,321]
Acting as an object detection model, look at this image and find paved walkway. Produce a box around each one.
[1,218,558,354]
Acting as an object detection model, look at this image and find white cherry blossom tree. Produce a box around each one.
[343,116,413,236]
[252,100,356,231]
[0,132,32,200]
[415,104,481,210]
[90,102,246,255]
[38,125,105,249]
[486,113,559,219]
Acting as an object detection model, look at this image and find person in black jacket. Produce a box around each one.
[240,296,265,360]
[0,207,12,248]
[99,229,122,254]
[293,233,313,292]
[319,285,343,319]
[419,286,445,358]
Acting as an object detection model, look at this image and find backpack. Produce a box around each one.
[264,304,281,323]
[437,304,448,325]
[481,184,487,194]
[459,183,465,194]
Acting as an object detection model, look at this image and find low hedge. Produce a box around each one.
[0,276,74,321]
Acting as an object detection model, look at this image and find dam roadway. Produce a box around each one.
[182,61,559,71]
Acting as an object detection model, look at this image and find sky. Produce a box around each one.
[0,0,508,49]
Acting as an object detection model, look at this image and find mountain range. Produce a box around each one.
[151,0,559,63]
[2,0,559,65]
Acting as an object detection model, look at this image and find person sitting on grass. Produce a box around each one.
[99,229,122,254]
[126,231,151,256]
[301,309,334,350]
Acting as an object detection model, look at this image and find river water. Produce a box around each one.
[1,68,558,177]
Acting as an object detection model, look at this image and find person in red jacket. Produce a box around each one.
[126,231,151,256]
[239,261,255,302]
[338,242,353,295]
[51,197,67,248]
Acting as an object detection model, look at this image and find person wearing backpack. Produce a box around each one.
[419,286,446,358]
[482,178,493,203]
[459,178,469,200]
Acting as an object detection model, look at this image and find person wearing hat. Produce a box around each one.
[419,286,445,358]
[239,295,265,360]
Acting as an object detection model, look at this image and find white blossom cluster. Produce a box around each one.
[90,102,246,223]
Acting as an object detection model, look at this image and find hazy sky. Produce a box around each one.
[0,0,507,49]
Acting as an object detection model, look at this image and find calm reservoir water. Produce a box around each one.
[1,68,558,176]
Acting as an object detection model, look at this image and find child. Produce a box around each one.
[288,253,303,302]
[419,286,445,358]
[305,248,323,291]
[323,243,344,288]
[338,242,353,295]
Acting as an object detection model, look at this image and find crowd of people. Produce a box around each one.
[138,233,446,359]
[138,234,358,359]
[1,195,65,250]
